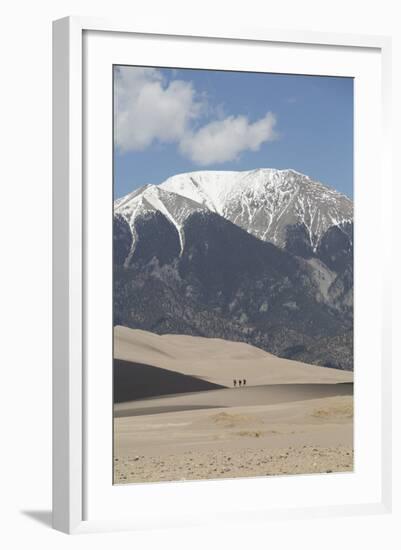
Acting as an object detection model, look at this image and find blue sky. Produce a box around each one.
[114,66,353,199]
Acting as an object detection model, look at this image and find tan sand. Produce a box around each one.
[113,327,353,483]
[115,446,354,483]
[114,383,353,418]
[114,326,353,387]
[114,395,353,483]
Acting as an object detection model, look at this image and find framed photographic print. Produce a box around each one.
[52,17,392,534]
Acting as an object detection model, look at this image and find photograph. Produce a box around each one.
[112,65,354,484]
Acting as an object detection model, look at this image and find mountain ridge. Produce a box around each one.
[115,168,353,256]
[113,168,354,370]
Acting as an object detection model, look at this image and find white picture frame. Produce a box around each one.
[52,16,393,534]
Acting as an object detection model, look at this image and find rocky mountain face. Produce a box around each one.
[114,169,354,370]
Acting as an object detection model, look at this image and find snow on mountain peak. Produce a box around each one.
[115,168,353,253]
[115,182,208,254]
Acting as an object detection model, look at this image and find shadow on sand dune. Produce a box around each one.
[114,359,226,403]
[114,381,354,417]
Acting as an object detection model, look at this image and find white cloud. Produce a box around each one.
[180,112,277,165]
[115,66,278,165]
[115,67,203,152]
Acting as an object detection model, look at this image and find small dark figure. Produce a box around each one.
[238,380,242,387]
[243,379,246,386]
[233,379,237,387]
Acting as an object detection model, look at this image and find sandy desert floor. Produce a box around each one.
[113,327,354,484]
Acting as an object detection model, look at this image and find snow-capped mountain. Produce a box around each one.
[113,168,354,370]
[115,168,353,253]
[115,183,207,254]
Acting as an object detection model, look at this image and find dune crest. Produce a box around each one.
[114,326,353,388]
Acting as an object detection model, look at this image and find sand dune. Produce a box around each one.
[115,382,353,417]
[114,326,353,388]
[113,326,353,483]
[114,359,224,403]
